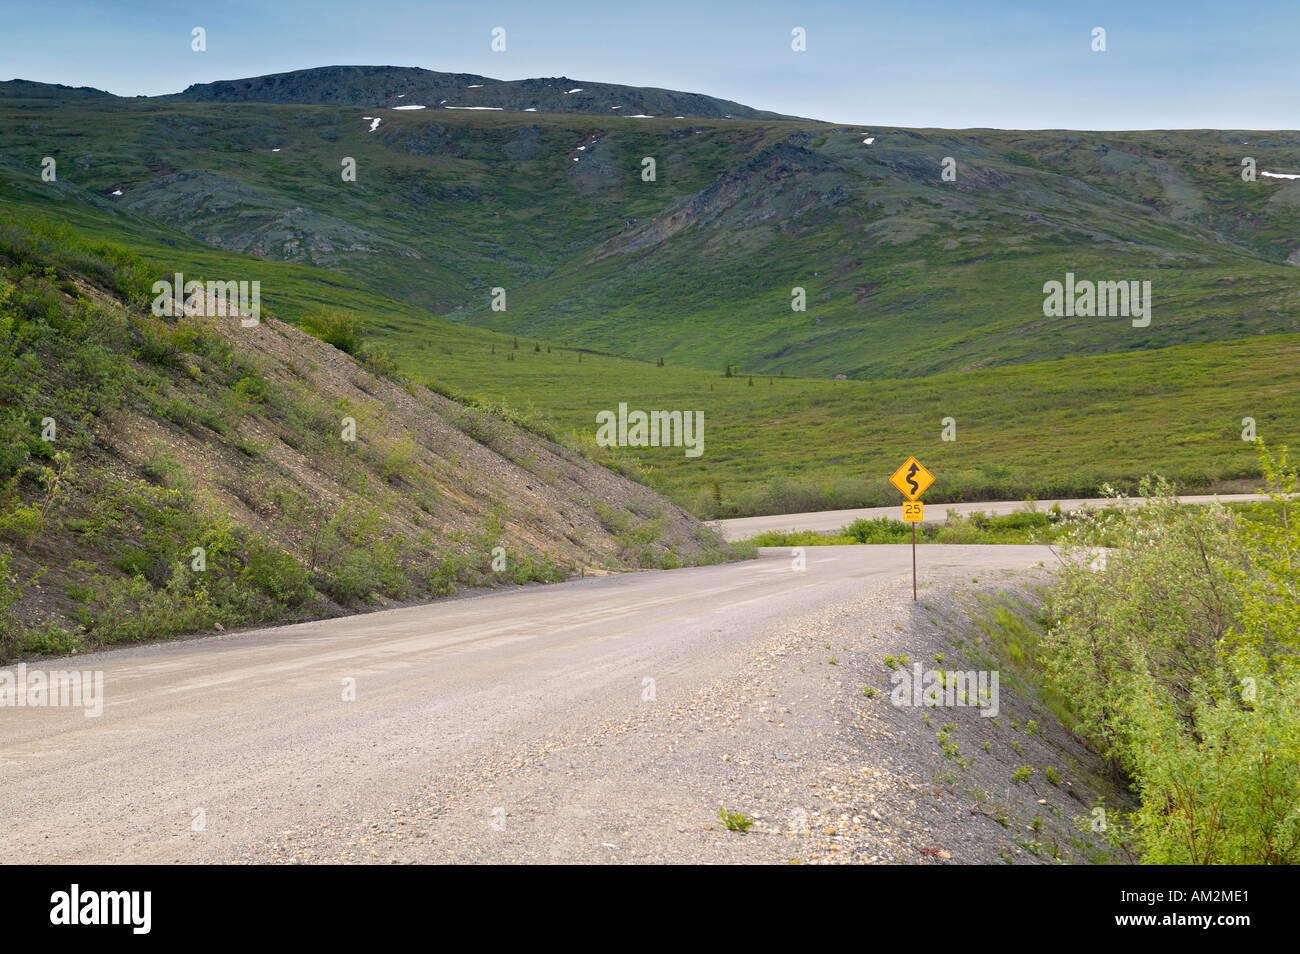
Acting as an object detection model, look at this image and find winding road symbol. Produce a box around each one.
[889,456,934,502]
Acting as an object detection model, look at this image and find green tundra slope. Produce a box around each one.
[2,77,1297,379]
[1,72,1297,516]
[7,174,1289,519]
[391,330,1299,517]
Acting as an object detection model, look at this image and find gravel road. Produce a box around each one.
[0,544,1121,864]
[714,494,1268,541]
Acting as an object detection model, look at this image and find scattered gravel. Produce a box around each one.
[239,563,1126,865]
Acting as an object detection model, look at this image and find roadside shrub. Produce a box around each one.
[241,537,315,608]
[845,516,908,544]
[1044,478,1242,762]
[0,545,21,654]
[82,565,220,645]
[506,553,568,585]
[305,504,409,606]
[427,555,459,597]
[1042,451,1299,863]
[0,412,32,480]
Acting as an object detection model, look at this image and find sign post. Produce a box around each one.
[890,457,935,601]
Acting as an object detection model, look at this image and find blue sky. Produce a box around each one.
[1,0,1297,129]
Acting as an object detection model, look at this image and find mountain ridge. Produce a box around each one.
[2,65,805,121]
[171,65,808,120]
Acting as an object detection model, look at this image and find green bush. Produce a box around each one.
[0,545,21,653]
[305,504,409,606]
[82,565,220,645]
[845,516,909,544]
[1042,450,1300,863]
[718,807,754,832]
[357,343,402,380]
[427,556,459,597]
[241,537,315,607]
[300,311,365,355]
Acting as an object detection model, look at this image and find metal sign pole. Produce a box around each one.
[911,521,917,601]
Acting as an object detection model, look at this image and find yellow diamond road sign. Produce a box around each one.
[890,456,935,501]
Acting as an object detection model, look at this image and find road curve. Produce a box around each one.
[713,493,1270,541]
[0,544,1054,864]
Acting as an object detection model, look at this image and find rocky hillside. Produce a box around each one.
[0,220,737,661]
[163,65,801,120]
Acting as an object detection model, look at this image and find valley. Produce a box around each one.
[2,72,1297,517]
[1,26,1297,876]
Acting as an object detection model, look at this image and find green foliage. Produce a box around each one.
[1044,477,1242,764]
[371,436,418,483]
[425,555,460,597]
[356,343,402,380]
[0,545,21,652]
[81,564,220,645]
[718,807,754,832]
[1126,663,1300,864]
[1041,449,1300,863]
[744,507,1087,546]
[300,310,365,355]
[447,404,503,449]
[142,443,187,490]
[594,501,681,569]
[287,499,408,606]
[0,499,41,542]
[0,215,152,306]
[239,536,315,607]
[846,517,910,544]
[14,620,83,656]
[56,478,319,647]
[503,552,569,585]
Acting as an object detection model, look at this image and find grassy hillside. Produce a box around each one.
[2,85,1297,379]
[477,127,1300,378]
[0,220,735,660]
[388,329,1297,517]
[3,80,1297,520]
[2,191,1292,520]
[0,92,792,315]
